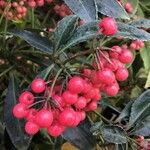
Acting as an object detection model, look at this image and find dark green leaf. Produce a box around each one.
[96,0,129,19]
[140,0,150,6]
[9,29,53,53]
[128,19,150,29]
[64,0,97,22]
[115,100,134,123]
[62,119,96,150]
[101,125,127,144]
[117,23,150,41]
[4,74,32,150]
[53,15,78,50]
[132,116,150,136]
[128,90,150,127]
[61,21,100,51]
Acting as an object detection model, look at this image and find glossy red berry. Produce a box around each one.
[74,96,87,109]
[59,108,76,127]
[62,90,78,105]
[13,103,28,118]
[78,111,86,121]
[48,122,65,137]
[99,17,118,36]
[125,2,133,13]
[25,121,39,135]
[53,95,65,107]
[19,91,34,105]
[68,76,84,94]
[97,69,115,85]
[87,101,98,111]
[105,83,119,96]
[119,49,133,64]
[26,108,37,121]
[115,67,129,81]
[109,46,122,59]
[31,78,46,93]
[35,109,53,128]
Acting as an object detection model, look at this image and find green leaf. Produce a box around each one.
[128,19,150,29]
[4,74,32,150]
[130,86,142,99]
[96,0,129,19]
[117,22,150,41]
[61,21,100,52]
[101,125,127,144]
[132,116,150,136]
[53,15,79,50]
[128,90,150,127]
[140,42,150,70]
[9,29,53,53]
[62,119,96,150]
[140,0,150,6]
[145,71,150,89]
[64,0,97,22]
[115,100,134,123]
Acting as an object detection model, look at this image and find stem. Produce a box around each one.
[0,65,15,78]
[42,9,52,26]
[31,8,35,28]
[47,68,63,101]
[28,99,46,108]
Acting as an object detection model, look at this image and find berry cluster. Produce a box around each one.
[130,40,145,50]
[0,0,53,20]
[54,4,72,17]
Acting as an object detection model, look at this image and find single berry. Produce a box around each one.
[96,69,115,85]
[35,109,53,128]
[53,95,65,107]
[109,46,122,59]
[99,17,118,36]
[59,108,76,127]
[19,91,34,105]
[68,76,84,94]
[31,78,46,93]
[125,2,133,13]
[115,67,129,81]
[62,90,78,105]
[25,121,39,135]
[13,103,28,118]
[26,108,37,121]
[48,122,65,137]
[87,101,98,111]
[119,49,133,64]
[105,83,119,96]
[74,96,87,109]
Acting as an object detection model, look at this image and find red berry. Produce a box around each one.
[53,95,65,107]
[25,121,39,135]
[82,80,92,93]
[68,76,84,94]
[82,68,92,77]
[74,96,87,109]
[99,17,118,36]
[13,103,28,118]
[62,90,78,105]
[109,46,122,59]
[97,69,115,85]
[59,108,76,127]
[35,109,53,128]
[31,78,46,93]
[87,101,98,111]
[19,91,34,105]
[119,49,133,64]
[105,83,119,96]
[115,67,129,81]
[26,108,37,121]
[125,2,133,13]
[78,111,86,121]
[105,59,119,71]
[48,122,65,137]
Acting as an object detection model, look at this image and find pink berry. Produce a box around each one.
[25,121,39,135]
[48,122,65,137]
[125,2,133,13]
[105,83,119,96]
[96,69,116,85]
[13,103,28,118]
[53,95,65,107]
[99,17,118,36]
[68,76,84,94]
[26,108,37,121]
[35,109,53,128]
[31,78,46,93]
[119,49,133,64]
[74,96,87,109]
[59,108,76,127]
[87,101,98,111]
[115,67,129,81]
[109,46,122,59]
[62,90,78,105]
[19,91,34,105]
